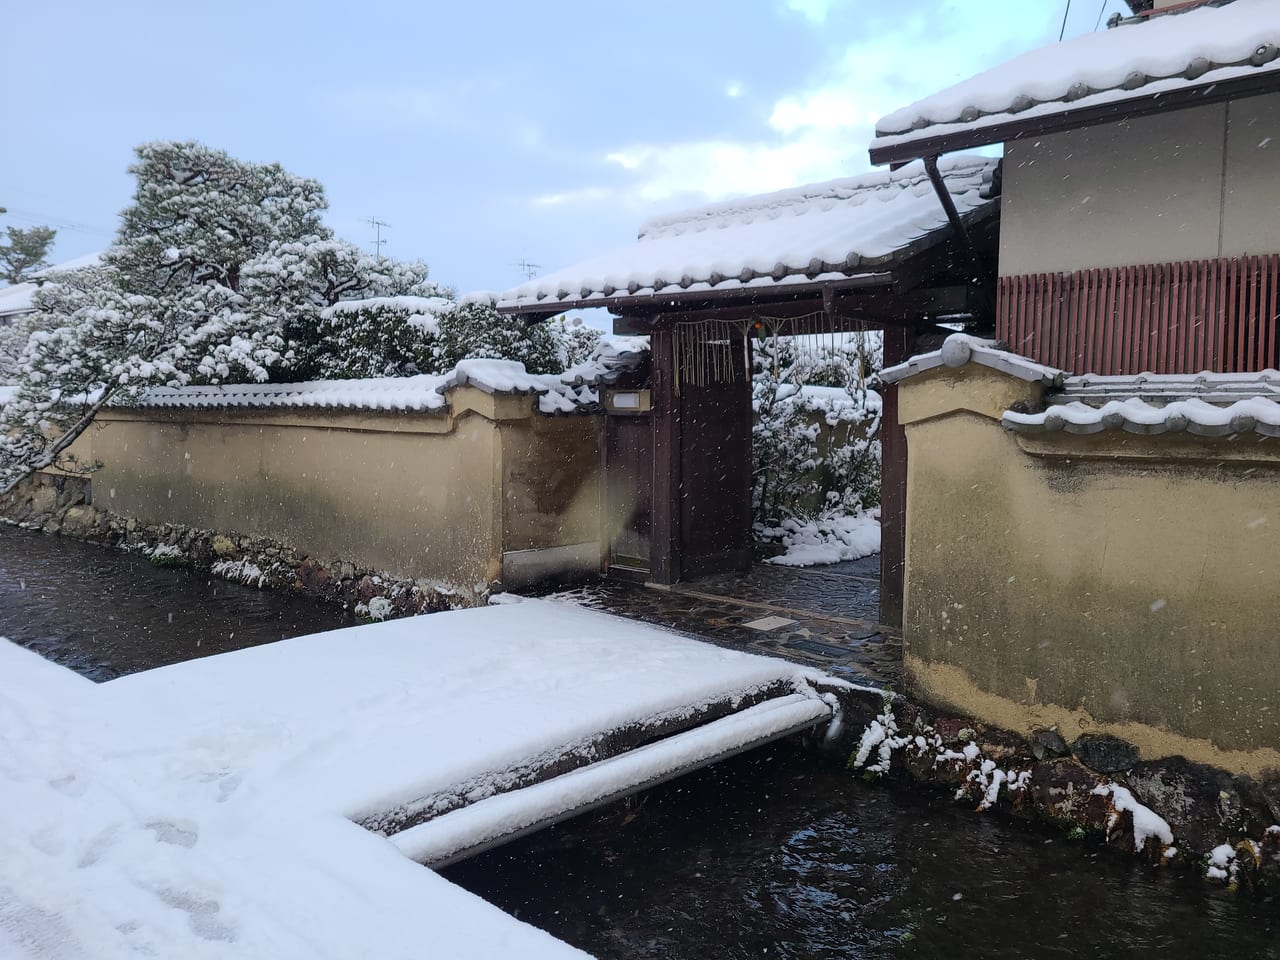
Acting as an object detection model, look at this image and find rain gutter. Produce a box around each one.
[923,155,986,282]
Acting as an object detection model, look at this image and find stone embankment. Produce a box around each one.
[849,694,1280,891]
[0,474,464,619]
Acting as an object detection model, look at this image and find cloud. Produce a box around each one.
[600,134,863,204]
[769,88,880,135]
[530,1,1060,214]
[782,0,841,23]
[329,72,509,131]
[532,186,616,208]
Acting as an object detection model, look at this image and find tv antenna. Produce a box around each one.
[368,217,390,258]
[515,258,541,280]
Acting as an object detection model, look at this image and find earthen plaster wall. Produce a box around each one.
[900,364,1280,776]
[63,387,601,595]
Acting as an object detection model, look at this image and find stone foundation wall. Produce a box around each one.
[849,690,1280,884]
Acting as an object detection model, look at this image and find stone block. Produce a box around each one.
[1071,733,1139,773]
[1028,758,1112,832]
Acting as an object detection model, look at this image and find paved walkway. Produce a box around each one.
[544,557,899,689]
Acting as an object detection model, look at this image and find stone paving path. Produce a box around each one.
[543,558,899,689]
[680,561,881,623]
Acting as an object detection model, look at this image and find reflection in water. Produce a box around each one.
[446,747,1279,960]
[0,524,351,681]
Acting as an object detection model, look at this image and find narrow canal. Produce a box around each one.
[0,524,350,680]
[2,524,1276,959]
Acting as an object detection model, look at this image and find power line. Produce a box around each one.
[0,207,115,238]
[1094,0,1110,31]
[1059,0,1073,40]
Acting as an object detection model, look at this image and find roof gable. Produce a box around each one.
[871,0,1280,165]
[491,156,998,315]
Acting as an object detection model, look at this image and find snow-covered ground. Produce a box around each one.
[761,511,881,568]
[0,599,833,959]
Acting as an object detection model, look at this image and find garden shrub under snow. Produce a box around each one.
[751,331,882,563]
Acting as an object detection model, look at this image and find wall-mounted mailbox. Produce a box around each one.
[605,389,651,415]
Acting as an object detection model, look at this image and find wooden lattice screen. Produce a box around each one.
[996,254,1280,375]
[672,319,749,392]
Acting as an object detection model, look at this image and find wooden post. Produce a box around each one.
[879,325,913,629]
[649,319,681,583]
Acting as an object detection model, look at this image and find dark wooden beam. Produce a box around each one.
[648,319,681,584]
[615,284,977,330]
[498,272,895,319]
[869,71,1280,166]
[878,325,914,630]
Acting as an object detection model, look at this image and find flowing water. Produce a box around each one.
[445,747,1279,959]
[1,524,1275,959]
[0,524,350,680]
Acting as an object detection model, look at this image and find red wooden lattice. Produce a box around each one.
[995,254,1280,375]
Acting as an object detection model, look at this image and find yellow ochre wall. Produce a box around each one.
[71,386,601,597]
[899,364,1280,777]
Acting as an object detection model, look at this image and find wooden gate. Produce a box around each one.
[604,414,652,577]
[671,320,754,579]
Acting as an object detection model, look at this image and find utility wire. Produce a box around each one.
[1094,0,1110,31]
[1059,0,1073,40]
[0,207,114,238]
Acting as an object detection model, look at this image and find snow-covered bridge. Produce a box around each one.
[0,598,865,959]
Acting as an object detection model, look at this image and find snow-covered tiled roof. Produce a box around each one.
[0,252,105,319]
[880,331,1280,439]
[871,0,1280,164]
[878,333,1066,386]
[491,156,999,314]
[0,280,36,319]
[1003,395,1280,437]
[1003,368,1280,437]
[1057,369,1280,404]
[114,340,650,417]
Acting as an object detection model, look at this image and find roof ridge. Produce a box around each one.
[638,156,994,241]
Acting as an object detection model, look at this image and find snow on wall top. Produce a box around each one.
[491,156,998,312]
[878,331,1280,440]
[1004,368,1280,437]
[113,337,650,417]
[1003,394,1280,438]
[878,333,1067,386]
[872,0,1280,158]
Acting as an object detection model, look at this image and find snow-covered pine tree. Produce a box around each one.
[0,225,56,285]
[0,262,107,381]
[250,238,437,379]
[433,302,562,375]
[546,314,603,370]
[308,294,455,380]
[0,141,430,493]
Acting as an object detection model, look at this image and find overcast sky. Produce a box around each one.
[4,0,1128,295]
